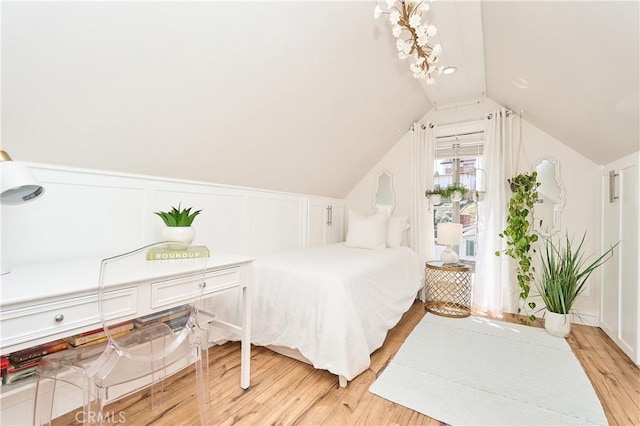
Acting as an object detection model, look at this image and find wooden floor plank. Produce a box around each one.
[567,325,640,425]
[50,301,639,426]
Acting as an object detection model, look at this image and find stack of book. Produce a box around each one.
[0,307,193,386]
[134,305,191,332]
[3,339,69,385]
[63,321,135,347]
[146,245,210,261]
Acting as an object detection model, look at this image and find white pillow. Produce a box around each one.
[387,215,409,248]
[345,211,388,250]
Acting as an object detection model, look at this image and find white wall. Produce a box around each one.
[345,132,412,217]
[345,98,603,322]
[2,1,430,199]
[345,100,499,216]
[0,164,341,268]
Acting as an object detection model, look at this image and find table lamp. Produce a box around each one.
[437,222,463,265]
[1,149,45,274]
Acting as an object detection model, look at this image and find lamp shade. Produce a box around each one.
[0,150,44,205]
[437,222,463,246]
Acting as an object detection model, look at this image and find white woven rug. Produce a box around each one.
[370,314,607,425]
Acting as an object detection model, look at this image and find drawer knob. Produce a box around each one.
[199,282,207,289]
[54,314,64,322]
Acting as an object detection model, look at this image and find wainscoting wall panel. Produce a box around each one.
[1,164,340,267]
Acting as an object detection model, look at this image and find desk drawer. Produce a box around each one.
[151,267,239,309]
[0,288,137,351]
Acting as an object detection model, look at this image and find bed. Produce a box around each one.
[206,242,422,387]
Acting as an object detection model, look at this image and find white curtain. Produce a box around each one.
[409,123,436,267]
[474,109,516,315]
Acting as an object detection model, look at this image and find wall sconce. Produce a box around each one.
[1,149,44,275]
[437,222,463,265]
[1,150,44,205]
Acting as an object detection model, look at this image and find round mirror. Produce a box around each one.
[533,158,565,236]
[374,170,395,215]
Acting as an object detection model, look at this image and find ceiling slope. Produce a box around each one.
[482,1,639,165]
[423,0,487,107]
[1,1,431,198]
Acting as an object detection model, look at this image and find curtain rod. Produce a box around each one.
[435,130,484,139]
[409,123,427,131]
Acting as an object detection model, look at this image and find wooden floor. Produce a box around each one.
[53,301,640,425]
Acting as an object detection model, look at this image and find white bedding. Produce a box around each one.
[208,243,422,381]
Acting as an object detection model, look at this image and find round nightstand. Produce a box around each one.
[424,261,473,318]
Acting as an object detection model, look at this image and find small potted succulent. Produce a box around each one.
[425,187,447,206]
[154,204,202,249]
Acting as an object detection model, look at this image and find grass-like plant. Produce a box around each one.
[154,204,201,227]
[443,182,467,198]
[425,183,468,199]
[536,232,617,315]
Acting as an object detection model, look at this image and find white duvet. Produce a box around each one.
[209,243,422,381]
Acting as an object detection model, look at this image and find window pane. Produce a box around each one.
[433,155,480,264]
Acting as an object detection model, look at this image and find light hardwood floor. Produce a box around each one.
[53,301,640,425]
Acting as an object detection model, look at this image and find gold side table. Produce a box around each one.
[424,261,472,318]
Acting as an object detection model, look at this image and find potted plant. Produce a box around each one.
[154,204,202,249]
[496,171,540,322]
[536,232,617,337]
[444,182,468,203]
[425,187,446,206]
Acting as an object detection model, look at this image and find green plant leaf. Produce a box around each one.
[154,203,202,227]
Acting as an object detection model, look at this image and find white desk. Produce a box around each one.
[0,252,253,420]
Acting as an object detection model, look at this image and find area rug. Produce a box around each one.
[369,314,606,425]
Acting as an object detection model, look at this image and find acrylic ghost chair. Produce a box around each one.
[33,242,211,425]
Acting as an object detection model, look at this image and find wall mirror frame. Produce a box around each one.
[533,157,566,237]
[374,170,395,216]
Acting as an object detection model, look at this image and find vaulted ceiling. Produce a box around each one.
[2,1,638,198]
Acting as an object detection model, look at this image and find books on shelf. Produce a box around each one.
[1,306,192,386]
[134,305,190,328]
[7,339,69,365]
[63,321,134,347]
[3,361,39,385]
[72,330,133,348]
[3,340,69,385]
[146,245,210,261]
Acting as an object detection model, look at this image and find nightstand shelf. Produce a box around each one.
[424,261,472,318]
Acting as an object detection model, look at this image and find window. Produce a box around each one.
[432,121,484,265]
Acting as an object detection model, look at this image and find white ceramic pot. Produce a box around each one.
[545,311,572,338]
[161,226,195,250]
[430,194,442,205]
[451,190,463,203]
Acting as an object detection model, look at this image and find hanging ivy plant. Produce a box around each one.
[496,171,541,322]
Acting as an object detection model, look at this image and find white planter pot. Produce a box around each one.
[161,226,195,250]
[430,194,442,205]
[545,311,572,338]
[451,190,463,203]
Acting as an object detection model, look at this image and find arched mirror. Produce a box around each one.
[533,158,565,236]
[374,170,395,216]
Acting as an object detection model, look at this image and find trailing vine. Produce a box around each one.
[496,171,541,321]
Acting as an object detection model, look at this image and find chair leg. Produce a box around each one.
[194,331,210,426]
[83,376,107,426]
[150,358,167,410]
[33,374,56,426]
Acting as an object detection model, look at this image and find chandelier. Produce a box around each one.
[375,0,443,84]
